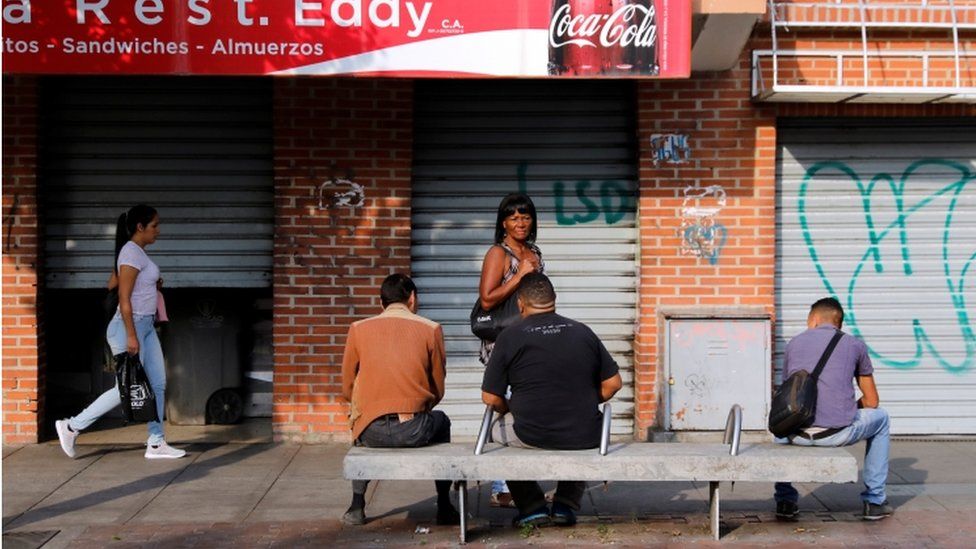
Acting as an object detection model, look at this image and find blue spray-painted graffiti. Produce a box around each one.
[679,185,727,264]
[650,133,692,165]
[681,223,728,265]
[799,159,975,374]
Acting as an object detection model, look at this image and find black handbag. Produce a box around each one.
[114,352,160,423]
[768,329,844,438]
[470,293,521,341]
[470,246,526,341]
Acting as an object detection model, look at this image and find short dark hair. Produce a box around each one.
[517,272,556,307]
[494,193,538,244]
[380,273,416,307]
[810,297,844,325]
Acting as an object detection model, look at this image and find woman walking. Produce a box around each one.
[55,204,185,460]
[478,193,545,506]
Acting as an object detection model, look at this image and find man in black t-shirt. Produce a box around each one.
[481,272,622,528]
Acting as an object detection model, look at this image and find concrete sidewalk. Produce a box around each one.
[3,437,975,547]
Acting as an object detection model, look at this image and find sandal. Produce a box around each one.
[490,491,517,508]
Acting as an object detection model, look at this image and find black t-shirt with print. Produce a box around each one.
[482,312,619,450]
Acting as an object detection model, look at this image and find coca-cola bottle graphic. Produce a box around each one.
[629,0,659,75]
[548,0,659,76]
[549,0,614,76]
[548,0,567,75]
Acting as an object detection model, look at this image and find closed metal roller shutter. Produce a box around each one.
[40,77,273,289]
[776,119,976,434]
[412,80,638,438]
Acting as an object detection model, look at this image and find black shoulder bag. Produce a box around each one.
[768,329,844,438]
[469,246,524,342]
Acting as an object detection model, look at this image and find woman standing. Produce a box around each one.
[478,193,545,506]
[55,205,185,460]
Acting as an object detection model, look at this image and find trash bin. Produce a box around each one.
[161,291,245,425]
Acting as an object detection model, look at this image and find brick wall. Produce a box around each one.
[634,59,778,437]
[3,33,973,446]
[2,75,44,444]
[272,79,413,443]
[632,25,975,436]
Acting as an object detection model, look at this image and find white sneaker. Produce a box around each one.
[55,419,78,458]
[144,441,186,460]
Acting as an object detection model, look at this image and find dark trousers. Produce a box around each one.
[351,410,451,496]
[492,413,587,513]
[508,480,586,514]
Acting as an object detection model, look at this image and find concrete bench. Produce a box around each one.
[344,405,858,542]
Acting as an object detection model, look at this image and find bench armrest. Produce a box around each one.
[475,401,613,456]
[474,404,494,456]
[724,404,742,456]
[600,402,612,456]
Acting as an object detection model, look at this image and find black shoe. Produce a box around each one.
[775,501,799,522]
[550,502,577,527]
[341,505,366,526]
[863,500,893,521]
[513,507,552,528]
[436,504,461,525]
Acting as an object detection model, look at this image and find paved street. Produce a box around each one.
[3,437,975,547]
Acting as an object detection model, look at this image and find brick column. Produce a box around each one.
[272,78,413,442]
[2,75,44,444]
[633,57,777,438]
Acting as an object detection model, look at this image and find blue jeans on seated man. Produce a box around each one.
[774,407,890,506]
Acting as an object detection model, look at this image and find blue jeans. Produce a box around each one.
[774,407,890,505]
[68,313,166,445]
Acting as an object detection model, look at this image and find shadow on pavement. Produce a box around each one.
[6,443,273,530]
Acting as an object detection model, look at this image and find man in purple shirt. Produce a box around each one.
[774,297,892,521]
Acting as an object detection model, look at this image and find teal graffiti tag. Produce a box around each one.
[554,179,633,225]
[517,161,634,226]
[799,159,975,374]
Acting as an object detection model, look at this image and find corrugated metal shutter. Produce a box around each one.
[412,80,638,438]
[776,119,976,434]
[40,77,273,289]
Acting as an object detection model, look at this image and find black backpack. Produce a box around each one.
[768,330,844,438]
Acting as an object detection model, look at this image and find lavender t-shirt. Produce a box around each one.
[117,241,159,316]
[782,324,874,429]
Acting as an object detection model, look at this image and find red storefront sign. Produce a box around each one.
[1,0,690,77]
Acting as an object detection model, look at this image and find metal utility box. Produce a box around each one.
[666,318,771,431]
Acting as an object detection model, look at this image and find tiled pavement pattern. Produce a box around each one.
[3,439,975,547]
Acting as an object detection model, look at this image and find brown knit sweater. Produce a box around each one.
[341,303,447,440]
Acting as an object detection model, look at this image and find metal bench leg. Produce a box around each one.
[709,481,720,541]
[458,480,467,544]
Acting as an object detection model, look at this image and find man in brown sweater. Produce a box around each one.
[340,273,458,526]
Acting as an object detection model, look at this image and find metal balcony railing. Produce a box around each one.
[753,0,976,103]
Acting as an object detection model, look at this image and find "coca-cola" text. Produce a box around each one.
[549,3,657,49]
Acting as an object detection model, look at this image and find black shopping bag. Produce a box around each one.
[114,352,159,423]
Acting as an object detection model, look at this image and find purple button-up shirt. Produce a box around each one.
[783,324,874,429]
